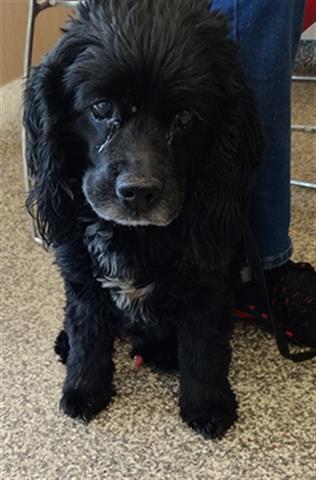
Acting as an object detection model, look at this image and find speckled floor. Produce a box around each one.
[1,79,315,480]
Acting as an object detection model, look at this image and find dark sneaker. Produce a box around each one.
[234,260,316,349]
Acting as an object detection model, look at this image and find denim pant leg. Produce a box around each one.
[211,0,306,270]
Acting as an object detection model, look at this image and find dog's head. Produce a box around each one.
[25,0,263,254]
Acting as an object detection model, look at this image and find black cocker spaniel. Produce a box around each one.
[24,0,263,439]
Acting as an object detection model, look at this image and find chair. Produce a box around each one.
[291,0,316,189]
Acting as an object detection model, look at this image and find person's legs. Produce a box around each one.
[211,0,316,348]
[211,0,305,269]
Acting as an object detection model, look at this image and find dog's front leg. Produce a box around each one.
[60,279,116,422]
[177,301,237,439]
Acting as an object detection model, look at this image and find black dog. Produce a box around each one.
[24,0,263,439]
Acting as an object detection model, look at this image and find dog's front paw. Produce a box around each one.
[60,386,115,422]
[181,409,238,439]
[180,389,238,439]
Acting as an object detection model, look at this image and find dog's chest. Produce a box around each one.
[85,224,156,323]
[97,275,155,318]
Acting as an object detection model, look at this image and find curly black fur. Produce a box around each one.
[24,0,263,438]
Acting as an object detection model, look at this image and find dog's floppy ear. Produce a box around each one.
[187,66,264,271]
[24,63,70,246]
[24,30,93,246]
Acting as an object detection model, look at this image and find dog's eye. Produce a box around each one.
[91,101,114,121]
[173,110,194,133]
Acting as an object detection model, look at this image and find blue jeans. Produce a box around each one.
[211,0,306,269]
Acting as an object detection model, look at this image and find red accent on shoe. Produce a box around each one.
[133,355,144,369]
[304,296,313,304]
[249,305,256,310]
[233,308,255,320]
[286,330,294,338]
[261,313,269,320]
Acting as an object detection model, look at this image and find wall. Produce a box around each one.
[1,1,72,86]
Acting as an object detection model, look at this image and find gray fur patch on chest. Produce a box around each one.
[85,222,155,323]
[97,275,155,321]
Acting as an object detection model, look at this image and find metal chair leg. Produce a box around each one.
[22,0,80,243]
[291,180,316,189]
[292,75,316,82]
[22,0,41,243]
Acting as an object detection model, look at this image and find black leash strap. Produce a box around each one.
[243,220,316,362]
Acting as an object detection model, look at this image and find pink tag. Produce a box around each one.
[133,355,144,369]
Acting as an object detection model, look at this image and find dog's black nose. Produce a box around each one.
[116,178,161,208]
